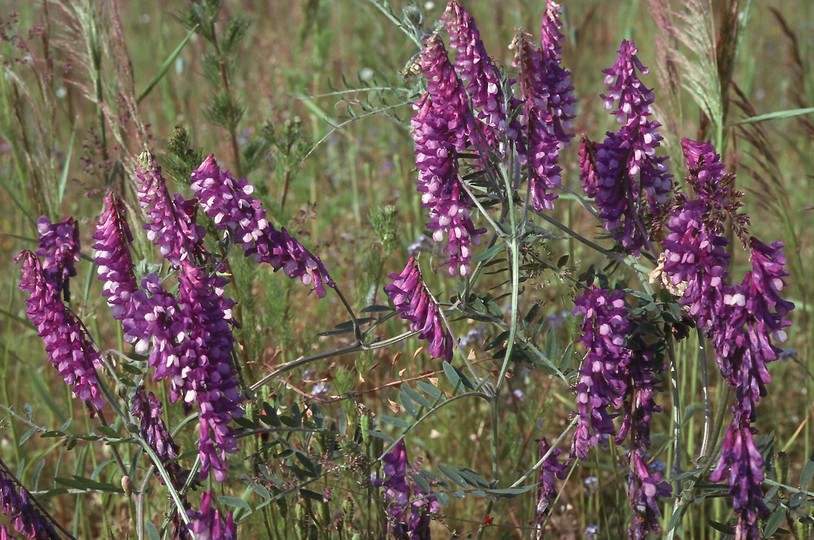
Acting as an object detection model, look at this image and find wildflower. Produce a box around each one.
[442,1,507,149]
[187,491,237,540]
[413,37,484,275]
[539,1,576,141]
[92,192,138,329]
[17,250,105,410]
[385,257,453,362]
[584,525,599,540]
[533,438,568,534]
[482,514,494,527]
[135,151,205,266]
[0,460,60,539]
[189,155,334,297]
[627,453,671,540]
[35,215,80,298]
[131,388,186,488]
[571,287,631,460]
[581,40,672,255]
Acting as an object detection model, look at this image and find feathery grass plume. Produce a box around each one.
[532,437,568,538]
[93,192,138,332]
[385,257,453,362]
[0,458,60,539]
[189,154,335,297]
[136,151,206,267]
[17,250,105,411]
[187,491,237,540]
[580,40,672,256]
[441,1,506,150]
[35,215,80,299]
[571,286,631,460]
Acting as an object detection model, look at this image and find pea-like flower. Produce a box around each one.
[385,257,453,362]
[187,491,237,540]
[35,215,80,298]
[0,460,59,539]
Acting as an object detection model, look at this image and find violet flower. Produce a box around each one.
[378,440,439,539]
[571,286,631,460]
[35,215,80,298]
[442,1,507,149]
[662,199,729,332]
[533,437,568,536]
[385,257,453,362]
[709,422,766,540]
[513,5,576,213]
[187,491,237,540]
[131,388,186,488]
[0,461,59,539]
[17,250,105,411]
[189,155,334,297]
[627,453,671,540]
[93,192,139,333]
[136,151,205,266]
[580,40,672,255]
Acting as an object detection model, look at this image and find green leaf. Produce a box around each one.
[401,385,431,409]
[728,107,814,126]
[145,520,160,540]
[487,486,533,497]
[398,391,420,418]
[800,452,814,489]
[438,464,467,487]
[456,468,490,488]
[416,381,444,401]
[379,415,410,429]
[220,496,252,513]
[57,128,75,206]
[138,25,199,103]
[19,427,39,446]
[471,243,504,265]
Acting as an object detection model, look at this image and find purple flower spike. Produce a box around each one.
[533,438,568,536]
[442,1,507,149]
[539,0,576,142]
[662,199,730,332]
[131,388,186,488]
[627,453,671,540]
[17,250,105,411]
[93,192,139,331]
[385,257,453,362]
[190,154,334,297]
[582,40,672,255]
[709,423,766,540]
[571,287,631,460]
[136,151,205,266]
[378,440,439,539]
[35,215,80,297]
[188,491,237,540]
[0,461,60,539]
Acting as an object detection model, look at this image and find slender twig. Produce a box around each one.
[696,329,713,461]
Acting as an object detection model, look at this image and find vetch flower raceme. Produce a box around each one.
[35,215,80,298]
[441,1,506,150]
[136,151,206,267]
[385,257,453,362]
[627,453,671,540]
[131,388,186,488]
[17,250,105,411]
[571,286,631,460]
[0,461,59,539]
[532,437,568,537]
[190,154,334,297]
[93,192,139,332]
[580,40,672,255]
[187,491,237,540]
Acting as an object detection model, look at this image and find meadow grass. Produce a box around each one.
[0,1,812,538]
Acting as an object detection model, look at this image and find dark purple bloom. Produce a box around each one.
[627,453,671,540]
[17,250,105,411]
[539,0,576,143]
[35,215,80,297]
[189,155,334,297]
[709,422,766,540]
[187,491,237,540]
[533,437,568,536]
[581,40,672,255]
[0,460,60,539]
[411,94,483,276]
[93,192,139,332]
[378,440,439,539]
[136,151,205,266]
[442,1,507,150]
[662,199,729,332]
[131,388,186,488]
[571,287,631,460]
[385,257,453,362]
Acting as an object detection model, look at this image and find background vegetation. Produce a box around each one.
[0,0,812,537]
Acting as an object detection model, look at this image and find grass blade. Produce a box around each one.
[137,25,198,104]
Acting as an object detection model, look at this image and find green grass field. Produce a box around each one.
[1,1,812,538]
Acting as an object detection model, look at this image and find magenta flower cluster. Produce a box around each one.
[385,257,453,362]
[131,388,187,488]
[35,215,81,298]
[377,440,440,539]
[580,40,672,255]
[187,491,237,540]
[532,437,568,532]
[190,154,334,297]
[0,462,59,539]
